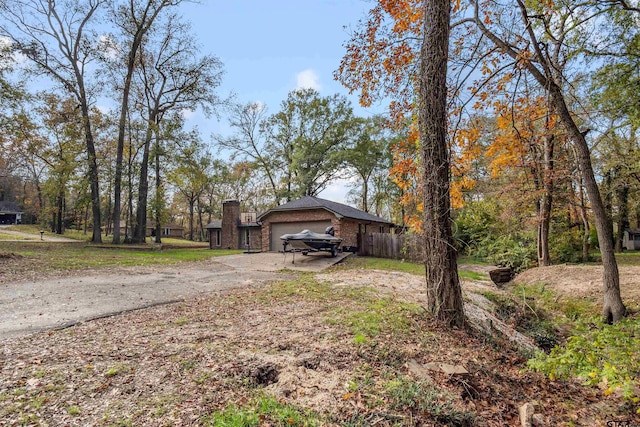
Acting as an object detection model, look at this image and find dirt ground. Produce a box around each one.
[1,259,638,426]
[515,264,640,306]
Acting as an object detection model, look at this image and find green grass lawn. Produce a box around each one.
[336,255,488,280]
[0,240,241,271]
[0,232,36,241]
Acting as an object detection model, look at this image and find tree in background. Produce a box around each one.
[262,89,357,202]
[343,116,390,213]
[106,0,183,244]
[214,102,281,205]
[1,0,106,242]
[167,132,211,241]
[464,0,626,322]
[131,12,224,243]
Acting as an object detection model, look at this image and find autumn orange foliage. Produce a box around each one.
[336,0,561,227]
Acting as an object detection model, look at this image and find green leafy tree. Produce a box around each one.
[1,0,106,242]
[262,89,357,202]
[131,12,224,243]
[167,133,211,241]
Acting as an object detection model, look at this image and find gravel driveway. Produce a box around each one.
[0,252,349,339]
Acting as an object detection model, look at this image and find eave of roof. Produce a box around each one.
[257,195,393,225]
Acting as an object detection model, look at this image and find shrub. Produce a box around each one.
[483,234,536,272]
[527,316,640,410]
[549,228,584,263]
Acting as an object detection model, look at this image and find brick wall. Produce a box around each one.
[238,227,262,251]
[339,219,391,248]
[259,208,391,251]
[222,200,240,249]
[250,228,262,251]
[260,209,338,252]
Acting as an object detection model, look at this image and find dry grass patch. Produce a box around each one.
[0,272,635,426]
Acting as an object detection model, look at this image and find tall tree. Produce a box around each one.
[344,116,391,213]
[419,0,464,326]
[131,13,224,243]
[465,0,626,321]
[107,0,180,244]
[214,102,281,203]
[168,133,211,241]
[263,89,356,201]
[1,0,105,242]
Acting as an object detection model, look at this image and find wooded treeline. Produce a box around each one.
[337,0,640,322]
[0,1,406,243]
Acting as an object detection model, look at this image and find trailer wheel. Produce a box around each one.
[331,246,338,257]
[302,251,309,256]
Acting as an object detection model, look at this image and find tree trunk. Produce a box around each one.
[547,83,626,322]
[80,104,102,244]
[538,134,554,266]
[419,0,464,327]
[188,198,195,241]
[615,183,629,253]
[135,123,153,244]
[197,198,205,242]
[579,185,590,262]
[55,190,63,234]
[362,178,369,213]
[154,136,162,245]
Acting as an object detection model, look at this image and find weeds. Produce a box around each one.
[385,376,477,426]
[201,396,320,426]
[528,315,640,409]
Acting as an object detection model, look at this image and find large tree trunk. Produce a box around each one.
[419,0,464,327]
[79,103,102,244]
[538,134,554,266]
[134,123,154,244]
[547,83,626,322]
[55,190,63,234]
[579,183,590,262]
[188,197,195,241]
[154,137,162,245]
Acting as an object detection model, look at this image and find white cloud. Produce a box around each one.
[97,34,119,60]
[318,178,354,205]
[295,69,321,90]
[181,109,196,119]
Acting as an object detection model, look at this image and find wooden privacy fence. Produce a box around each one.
[357,232,424,262]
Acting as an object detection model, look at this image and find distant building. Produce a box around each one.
[623,229,640,250]
[0,201,23,225]
[117,221,185,238]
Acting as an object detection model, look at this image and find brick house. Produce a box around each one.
[257,195,393,252]
[205,200,261,251]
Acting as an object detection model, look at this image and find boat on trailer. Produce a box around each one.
[280,227,342,257]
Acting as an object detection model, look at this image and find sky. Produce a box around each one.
[178,0,387,204]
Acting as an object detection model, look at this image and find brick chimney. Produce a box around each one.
[221,200,240,249]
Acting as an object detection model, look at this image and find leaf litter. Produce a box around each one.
[0,265,637,426]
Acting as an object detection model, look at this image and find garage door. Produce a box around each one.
[270,221,332,252]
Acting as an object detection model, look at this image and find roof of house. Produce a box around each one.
[0,201,22,213]
[257,195,393,225]
[204,220,222,229]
